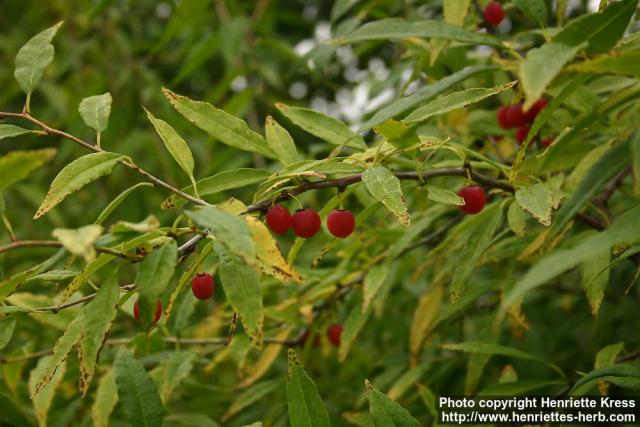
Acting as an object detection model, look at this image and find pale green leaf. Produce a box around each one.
[570,363,640,395]
[186,206,255,262]
[136,241,177,313]
[515,183,553,227]
[362,264,390,312]
[110,215,160,234]
[158,351,197,403]
[339,299,372,361]
[0,124,45,140]
[581,248,610,316]
[114,348,164,427]
[519,43,583,110]
[28,356,66,427]
[14,22,63,100]
[565,51,640,78]
[162,168,269,209]
[410,284,444,363]
[216,245,263,348]
[362,166,410,226]
[223,380,280,421]
[79,93,112,133]
[277,103,366,150]
[34,152,126,219]
[52,224,103,262]
[596,343,625,369]
[507,201,527,237]
[0,148,56,192]
[403,82,516,123]
[444,0,471,26]
[373,120,420,149]
[91,368,118,427]
[145,108,197,192]
[162,88,274,158]
[365,380,420,427]
[427,186,464,206]
[95,182,154,224]
[338,18,500,47]
[265,116,301,165]
[286,349,331,427]
[0,318,16,350]
[79,276,119,395]
[0,249,65,301]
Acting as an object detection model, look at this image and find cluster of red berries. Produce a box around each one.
[134,272,216,324]
[265,205,355,238]
[496,99,553,147]
[300,323,343,347]
[483,1,505,27]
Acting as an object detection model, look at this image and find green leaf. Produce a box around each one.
[145,108,198,195]
[515,183,553,227]
[444,0,471,26]
[362,166,410,226]
[157,351,197,403]
[223,380,281,421]
[186,206,255,262]
[14,22,63,104]
[91,369,118,427]
[0,317,16,350]
[502,205,640,314]
[365,380,420,427]
[0,148,56,192]
[95,182,154,225]
[565,51,640,78]
[216,244,263,348]
[136,242,177,316]
[374,120,420,149]
[286,349,332,427]
[549,139,630,236]
[28,356,66,427]
[511,0,548,28]
[553,0,639,54]
[450,203,503,301]
[402,82,516,123]
[34,152,126,219]
[331,0,361,22]
[32,312,84,396]
[570,363,640,395]
[339,299,372,361]
[363,264,390,312]
[79,93,112,133]
[162,168,269,209]
[519,42,583,110]
[339,18,500,47]
[52,224,103,262]
[633,131,640,195]
[507,200,527,237]
[276,103,366,150]
[596,343,625,369]
[265,116,301,165]
[78,275,119,395]
[0,249,65,300]
[162,88,274,158]
[410,284,444,363]
[0,392,32,427]
[114,348,164,427]
[360,65,496,131]
[0,124,45,140]
[426,186,464,206]
[581,248,611,316]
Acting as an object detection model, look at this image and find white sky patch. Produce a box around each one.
[230,75,247,92]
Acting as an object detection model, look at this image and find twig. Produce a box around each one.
[0,240,142,261]
[0,111,207,207]
[29,285,136,314]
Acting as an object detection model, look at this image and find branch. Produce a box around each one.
[0,111,207,207]
[28,284,136,314]
[0,240,142,261]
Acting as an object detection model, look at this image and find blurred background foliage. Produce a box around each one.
[1,1,640,426]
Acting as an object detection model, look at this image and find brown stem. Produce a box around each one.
[0,240,141,261]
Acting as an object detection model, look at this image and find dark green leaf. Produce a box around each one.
[286,349,332,427]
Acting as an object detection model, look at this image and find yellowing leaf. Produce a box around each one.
[0,148,56,192]
[238,327,293,388]
[515,183,553,227]
[91,369,118,427]
[52,224,103,262]
[409,283,443,366]
[0,124,45,140]
[265,116,301,165]
[28,356,67,427]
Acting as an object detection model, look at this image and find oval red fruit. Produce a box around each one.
[524,99,548,122]
[496,106,510,129]
[134,300,162,324]
[515,126,530,145]
[292,208,321,238]
[265,205,292,234]
[327,323,343,347]
[483,1,505,27]
[327,209,355,238]
[506,104,527,128]
[191,272,215,300]
[458,186,486,215]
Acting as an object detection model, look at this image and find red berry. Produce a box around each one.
[300,329,321,347]
[541,137,554,148]
[133,300,162,324]
[524,99,548,122]
[496,106,510,129]
[191,272,215,300]
[292,208,321,238]
[326,209,355,238]
[506,104,527,128]
[265,205,292,234]
[327,323,343,347]
[515,126,530,145]
[458,186,486,215]
[483,1,505,27]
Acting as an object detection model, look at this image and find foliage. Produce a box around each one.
[1,0,640,426]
